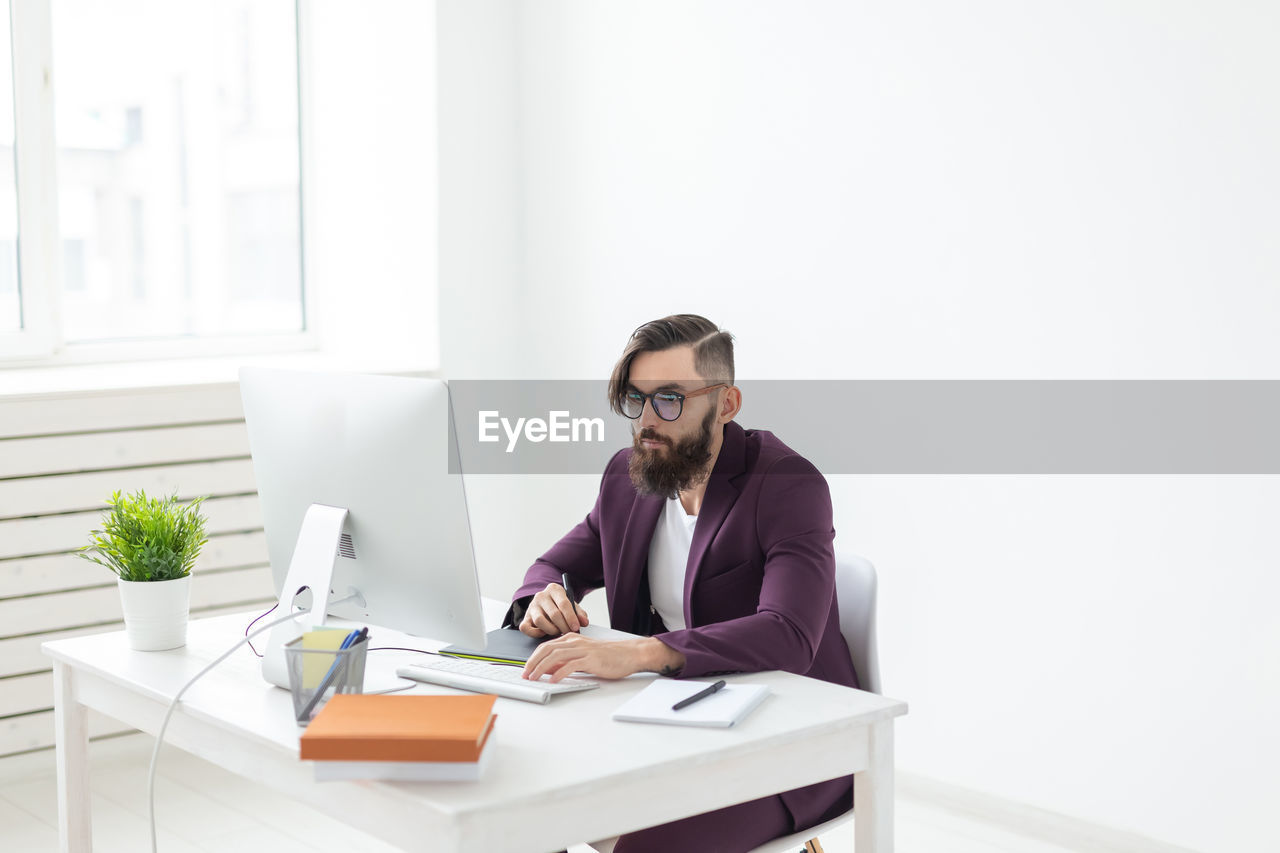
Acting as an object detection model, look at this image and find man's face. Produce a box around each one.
[625,346,723,498]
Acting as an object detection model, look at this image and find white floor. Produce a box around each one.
[0,734,1091,853]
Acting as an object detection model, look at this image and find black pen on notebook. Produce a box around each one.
[672,679,727,711]
[561,572,582,632]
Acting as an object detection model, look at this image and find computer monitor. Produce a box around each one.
[239,367,487,689]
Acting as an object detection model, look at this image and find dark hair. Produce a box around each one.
[607,314,735,416]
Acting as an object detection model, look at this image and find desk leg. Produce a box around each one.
[854,719,894,853]
[53,661,93,852]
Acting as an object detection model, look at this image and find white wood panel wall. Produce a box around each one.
[0,383,276,757]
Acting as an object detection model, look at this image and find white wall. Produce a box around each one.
[306,0,437,368]
[438,3,1280,850]
[436,0,566,601]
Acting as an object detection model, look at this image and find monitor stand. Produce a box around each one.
[260,503,352,689]
[259,504,436,694]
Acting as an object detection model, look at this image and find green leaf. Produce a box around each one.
[78,489,209,582]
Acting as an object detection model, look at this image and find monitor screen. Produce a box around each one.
[240,367,487,686]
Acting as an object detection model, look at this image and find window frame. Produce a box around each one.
[0,0,317,365]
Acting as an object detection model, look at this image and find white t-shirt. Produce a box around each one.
[647,496,698,631]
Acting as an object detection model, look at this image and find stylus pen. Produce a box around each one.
[561,572,582,632]
[672,679,727,711]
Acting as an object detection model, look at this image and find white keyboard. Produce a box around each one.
[396,657,601,704]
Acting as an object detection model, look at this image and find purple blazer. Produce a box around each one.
[512,421,859,828]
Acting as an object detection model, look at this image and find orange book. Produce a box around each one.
[300,694,497,763]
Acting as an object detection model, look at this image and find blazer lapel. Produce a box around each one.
[683,421,748,626]
[612,493,663,633]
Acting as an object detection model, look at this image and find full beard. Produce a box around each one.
[628,407,717,499]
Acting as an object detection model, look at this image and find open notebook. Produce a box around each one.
[612,679,770,728]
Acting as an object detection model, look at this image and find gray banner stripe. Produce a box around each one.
[447,381,1280,475]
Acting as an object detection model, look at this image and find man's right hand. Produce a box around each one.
[519,582,590,638]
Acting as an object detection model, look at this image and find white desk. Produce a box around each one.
[44,606,907,853]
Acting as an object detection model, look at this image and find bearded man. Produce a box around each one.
[507,314,858,852]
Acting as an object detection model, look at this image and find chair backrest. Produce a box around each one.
[834,554,881,694]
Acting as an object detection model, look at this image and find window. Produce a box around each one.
[2,0,306,360]
[0,1,19,335]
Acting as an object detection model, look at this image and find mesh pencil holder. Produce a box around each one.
[285,630,369,725]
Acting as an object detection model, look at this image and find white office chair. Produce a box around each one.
[744,553,882,853]
[835,553,881,695]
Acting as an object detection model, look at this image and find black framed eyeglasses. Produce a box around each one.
[621,384,728,422]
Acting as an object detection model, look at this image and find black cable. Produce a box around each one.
[243,586,309,656]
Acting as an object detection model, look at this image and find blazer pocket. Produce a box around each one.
[694,558,762,622]
[697,558,757,590]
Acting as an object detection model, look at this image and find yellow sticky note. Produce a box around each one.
[300,628,350,688]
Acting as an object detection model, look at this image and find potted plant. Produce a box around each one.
[80,489,209,651]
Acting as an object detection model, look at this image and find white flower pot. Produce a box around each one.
[117,575,191,651]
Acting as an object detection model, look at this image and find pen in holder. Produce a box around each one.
[285,628,369,725]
